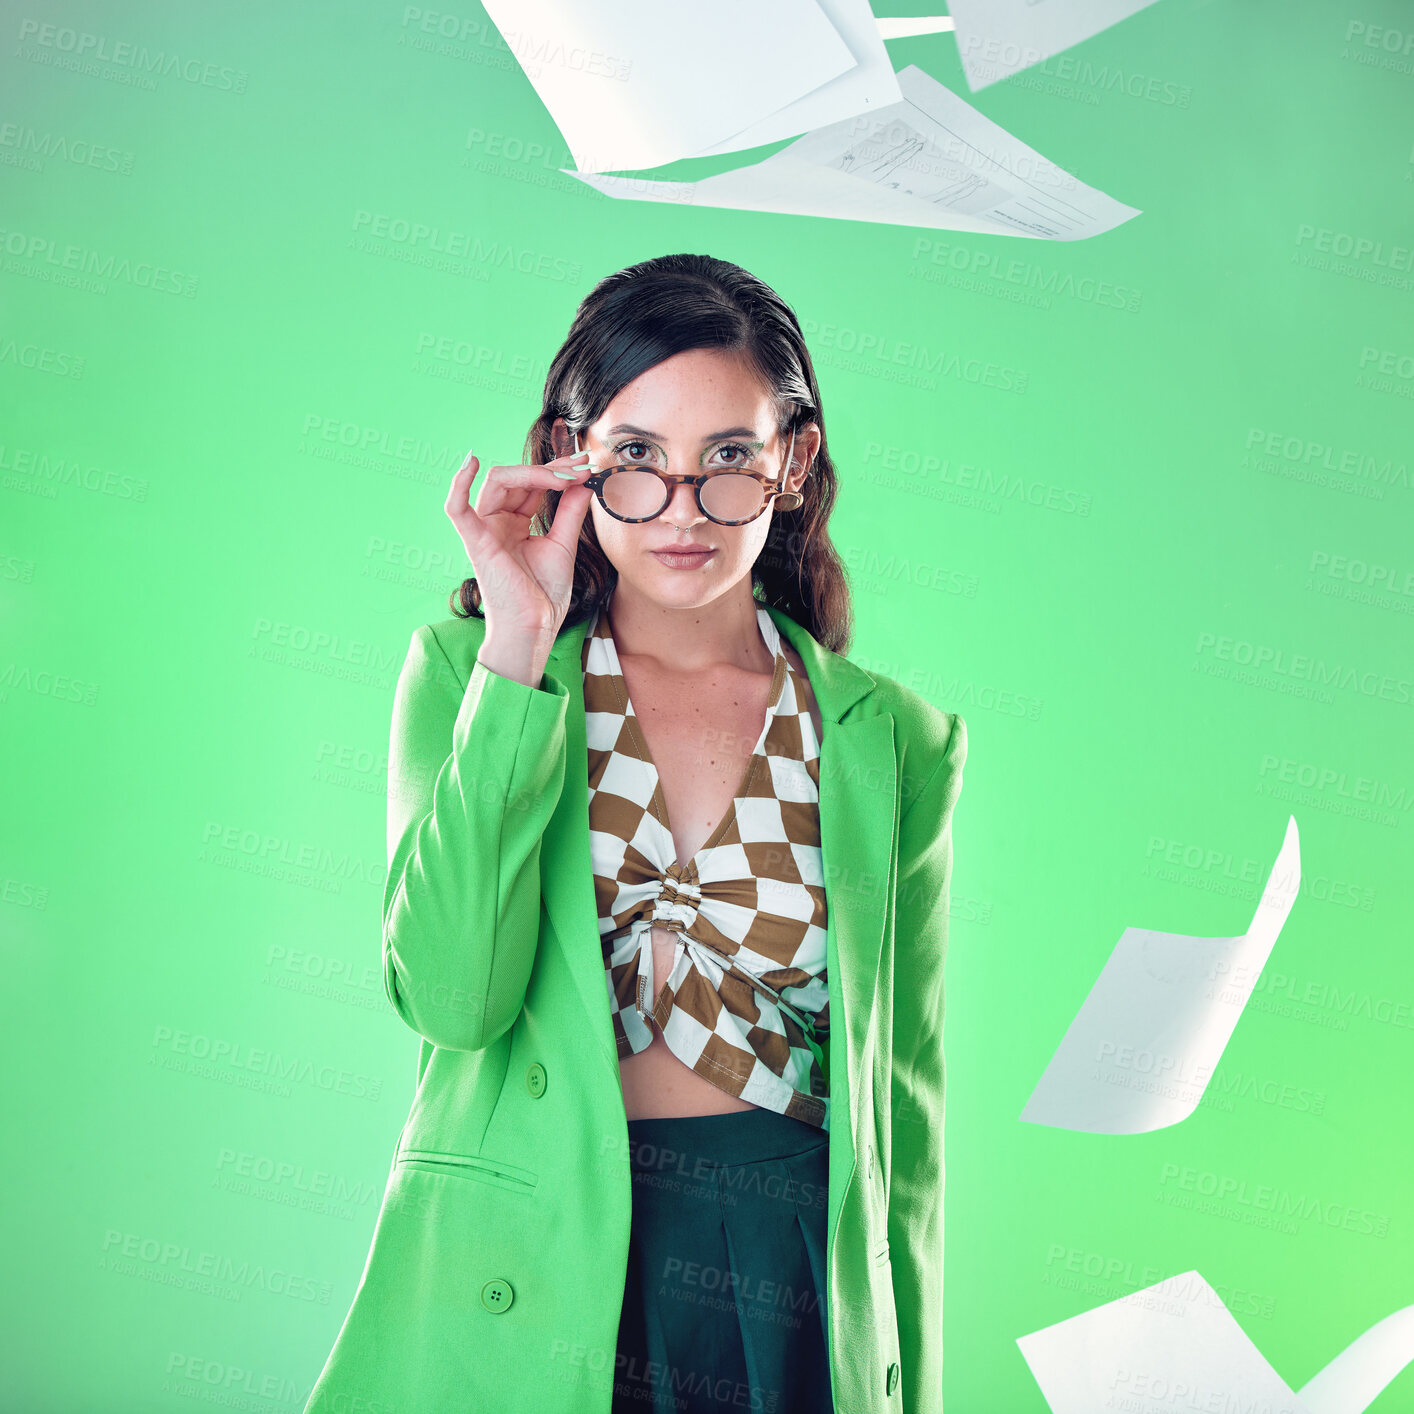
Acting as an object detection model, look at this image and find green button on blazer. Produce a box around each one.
[303,601,967,1414]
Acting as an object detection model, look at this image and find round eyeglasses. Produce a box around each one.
[571,428,802,526]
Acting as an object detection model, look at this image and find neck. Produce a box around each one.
[605,577,772,676]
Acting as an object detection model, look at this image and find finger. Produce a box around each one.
[448,445,586,502]
[472,457,591,519]
[445,448,481,517]
[542,481,594,555]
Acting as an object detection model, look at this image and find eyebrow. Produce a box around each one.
[604,423,760,442]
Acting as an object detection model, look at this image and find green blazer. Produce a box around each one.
[304,602,967,1414]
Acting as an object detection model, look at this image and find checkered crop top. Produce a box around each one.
[582,597,832,1132]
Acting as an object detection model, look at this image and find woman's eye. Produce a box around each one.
[612,439,756,466]
[715,442,755,466]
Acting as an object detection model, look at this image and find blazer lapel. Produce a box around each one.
[768,608,897,1107]
[537,614,615,1070]
[536,603,898,1104]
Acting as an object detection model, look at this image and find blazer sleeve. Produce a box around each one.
[887,711,967,1414]
[382,624,569,1051]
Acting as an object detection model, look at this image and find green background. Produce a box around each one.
[5,0,1412,1408]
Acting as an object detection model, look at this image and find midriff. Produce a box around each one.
[618,924,760,1120]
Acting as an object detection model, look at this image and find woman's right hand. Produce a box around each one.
[445,447,595,657]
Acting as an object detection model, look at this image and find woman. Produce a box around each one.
[303,254,967,1414]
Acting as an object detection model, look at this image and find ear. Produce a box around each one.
[785,422,822,493]
[549,417,577,460]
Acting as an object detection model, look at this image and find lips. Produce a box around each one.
[651,547,717,566]
[651,542,714,553]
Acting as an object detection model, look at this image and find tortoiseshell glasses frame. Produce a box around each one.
[570,427,803,526]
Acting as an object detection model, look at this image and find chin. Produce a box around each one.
[624,564,736,604]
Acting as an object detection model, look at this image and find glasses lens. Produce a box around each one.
[598,467,768,523]
[700,473,765,523]
[601,469,668,520]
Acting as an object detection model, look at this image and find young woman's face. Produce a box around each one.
[557,349,817,611]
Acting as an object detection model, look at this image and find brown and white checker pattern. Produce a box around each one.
[582,593,832,1132]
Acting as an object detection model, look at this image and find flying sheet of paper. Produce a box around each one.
[480,0,858,173]
[950,0,1162,90]
[563,64,1141,240]
[875,15,956,39]
[1017,1270,1414,1414]
[1297,1305,1414,1414]
[1017,1271,1311,1414]
[1020,816,1300,1133]
[693,0,907,158]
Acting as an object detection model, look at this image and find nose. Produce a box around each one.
[662,474,701,526]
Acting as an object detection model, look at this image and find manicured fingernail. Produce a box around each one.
[553,469,578,479]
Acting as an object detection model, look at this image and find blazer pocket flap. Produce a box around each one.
[396,1147,539,1192]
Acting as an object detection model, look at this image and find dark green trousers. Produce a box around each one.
[613,1107,832,1414]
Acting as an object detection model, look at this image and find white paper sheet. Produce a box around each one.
[1297,1306,1414,1414]
[875,15,956,39]
[1020,816,1301,1133]
[693,0,907,158]
[1017,1271,1311,1414]
[1018,1271,1414,1414]
[950,0,1162,91]
[563,64,1140,240]
[481,0,858,173]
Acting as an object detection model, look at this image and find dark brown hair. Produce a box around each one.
[449,252,854,654]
